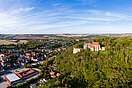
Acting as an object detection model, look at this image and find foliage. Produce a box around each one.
[41,37,132,88]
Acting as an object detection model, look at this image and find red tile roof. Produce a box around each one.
[15,68,38,78]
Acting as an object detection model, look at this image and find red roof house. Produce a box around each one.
[84,42,101,51]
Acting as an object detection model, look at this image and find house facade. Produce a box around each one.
[84,42,102,51]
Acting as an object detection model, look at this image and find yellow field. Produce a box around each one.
[0,40,28,45]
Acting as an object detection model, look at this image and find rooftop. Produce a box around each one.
[15,68,38,78]
[86,42,100,45]
[5,73,20,82]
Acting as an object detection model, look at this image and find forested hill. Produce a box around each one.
[51,37,132,88]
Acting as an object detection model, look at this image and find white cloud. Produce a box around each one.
[0,7,132,34]
[11,7,35,14]
[0,13,21,27]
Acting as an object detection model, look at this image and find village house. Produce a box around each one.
[49,71,61,78]
[0,54,5,60]
[0,54,5,67]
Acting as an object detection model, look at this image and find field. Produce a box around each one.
[0,40,28,45]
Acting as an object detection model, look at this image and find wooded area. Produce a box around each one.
[41,37,132,88]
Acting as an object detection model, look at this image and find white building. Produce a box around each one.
[101,47,105,51]
[73,48,81,54]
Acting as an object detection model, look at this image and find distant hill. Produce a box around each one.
[0,33,132,40]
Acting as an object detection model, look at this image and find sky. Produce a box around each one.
[0,0,132,34]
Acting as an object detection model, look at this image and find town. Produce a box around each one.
[0,34,108,88]
[0,37,76,88]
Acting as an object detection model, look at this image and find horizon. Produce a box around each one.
[1,32,132,35]
[0,0,132,34]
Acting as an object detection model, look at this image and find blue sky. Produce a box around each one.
[0,0,132,34]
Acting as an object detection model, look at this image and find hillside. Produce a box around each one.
[41,37,132,88]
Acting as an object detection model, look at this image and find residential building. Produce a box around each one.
[49,71,61,78]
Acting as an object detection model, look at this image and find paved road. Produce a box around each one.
[0,81,9,88]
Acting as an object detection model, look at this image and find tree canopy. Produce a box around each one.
[42,37,132,88]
